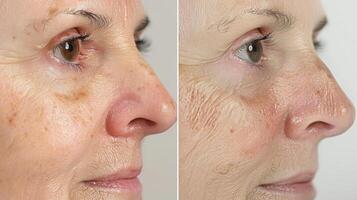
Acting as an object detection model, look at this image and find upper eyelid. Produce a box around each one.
[228,30,265,51]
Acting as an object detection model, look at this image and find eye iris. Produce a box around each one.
[246,40,263,63]
[60,40,80,62]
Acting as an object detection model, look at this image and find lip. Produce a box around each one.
[84,169,142,193]
[259,172,316,199]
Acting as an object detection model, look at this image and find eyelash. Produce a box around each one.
[135,38,151,52]
[314,40,324,50]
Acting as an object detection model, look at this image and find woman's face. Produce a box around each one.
[180,0,355,200]
[0,0,176,199]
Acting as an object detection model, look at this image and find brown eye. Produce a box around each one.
[54,38,81,63]
[234,39,264,64]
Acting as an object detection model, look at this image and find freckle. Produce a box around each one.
[148,70,155,76]
[12,36,16,40]
[8,112,17,125]
[315,89,321,96]
[230,129,235,134]
[137,86,144,91]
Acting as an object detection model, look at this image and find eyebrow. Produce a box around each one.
[246,8,295,31]
[64,9,112,29]
[135,17,150,33]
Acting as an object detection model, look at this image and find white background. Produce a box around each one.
[316,1,357,200]
[140,1,177,200]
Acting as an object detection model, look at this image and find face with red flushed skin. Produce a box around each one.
[179,0,355,199]
[0,0,176,199]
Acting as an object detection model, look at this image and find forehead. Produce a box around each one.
[181,0,325,27]
[1,0,146,25]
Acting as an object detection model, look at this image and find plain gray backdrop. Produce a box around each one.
[140,1,177,200]
[316,1,357,200]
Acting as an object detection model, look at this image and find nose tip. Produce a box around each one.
[149,100,177,134]
[105,89,176,138]
[326,102,355,137]
[285,57,355,140]
[306,104,354,137]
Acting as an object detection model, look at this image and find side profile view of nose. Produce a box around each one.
[105,61,176,138]
[285,56,355,140]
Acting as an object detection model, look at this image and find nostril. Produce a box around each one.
[306,121,334,132]
[128,118,157,129]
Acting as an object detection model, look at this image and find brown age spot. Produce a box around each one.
[48,7,58,16]
[12,36,16,40]
[8,111,17,126]
[48,0,63,17]
[54,87,89,103]
[214,162,236,175]
[230,128,235,133]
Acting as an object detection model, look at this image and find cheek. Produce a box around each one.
[0,76,97,177]
[232,94,284,157]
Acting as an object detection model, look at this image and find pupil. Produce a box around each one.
[60,40,79,61]
[64,42,74,52]
[248,44,254,52]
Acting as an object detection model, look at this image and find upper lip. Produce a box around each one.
[261,172,316,186]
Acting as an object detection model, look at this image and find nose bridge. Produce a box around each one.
[105,52,176,138]
[284,55,355,140]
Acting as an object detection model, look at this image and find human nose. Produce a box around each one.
[284,56,355,140]
[105,59,177,138]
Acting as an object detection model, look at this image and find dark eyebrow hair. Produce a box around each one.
[314,17,328,33]
[247,8,295,31]
[135,17,150,33]
[63,9,112,29]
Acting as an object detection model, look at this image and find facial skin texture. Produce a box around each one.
[179,0,355,200]
[0,0,176,200]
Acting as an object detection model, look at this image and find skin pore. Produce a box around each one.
[0,0,176,200]
[179,0,354,200]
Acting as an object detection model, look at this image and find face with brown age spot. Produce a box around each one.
[179,0,355,200]
[0,0,176,199]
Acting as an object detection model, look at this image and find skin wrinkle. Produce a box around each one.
[208,16,237,33]
[0,0,175,199]
[180,0,355,199]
